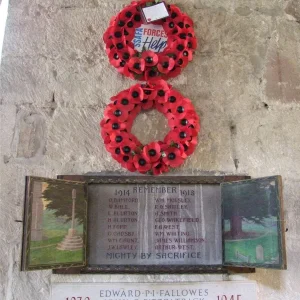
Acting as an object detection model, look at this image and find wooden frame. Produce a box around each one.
[21,177,87,271]
[221,176,287,270]
[52,174,255,275]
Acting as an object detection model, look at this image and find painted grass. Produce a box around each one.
[29,243,83,266]
[29,210,84,266]
[31,235,64,248]
[43,210,83,233]
[225,232,279,263]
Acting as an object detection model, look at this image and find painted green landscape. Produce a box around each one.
[28,180,86,268]
[222,177,282,267]
[29,210,83,266]
[224,219,279,264]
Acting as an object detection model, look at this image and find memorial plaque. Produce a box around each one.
[21,175,286,273]
[51,282,257,300]
[88,183,222,266]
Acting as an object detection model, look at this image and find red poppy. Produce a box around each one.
[168,99,195,118]
[104,103,130,122]
[117,63,134,79]
[128,84,144,103]
[188,36,197,50]
[110,133,142,153]
[141,99,154,110]
[145,68,162,81]
[162,147,185,168]
[124,29,136,45]
[175,24,195,38]
[128,132,142,146]
[126,105,142,130]
[119,5,136,21]
[105,39,115,54]
[111,30,128,46]
[114,15,128,31]
[111,147,125,164]
[169,4,183,19]
[128,57,145,74]
[141,51,159,67]
[125,12,143,29]
[101,128,109,141]
[101,118,128,134]
[173,13,194,29]
[171,37,197,53]
[152,161,169,175]
[109,15,117,26]
[103,134,111,146]
[121,156,136,172]
[169,35,197,53]
[181,14,194,29]
[108,131,131,148]
[120,138,138,156]
[167,39,191,59]
[162,17,180,35]
[108,49,124,68]
[157,56,175,74]
[103,26,114,43]
[131,0,149,6]
[168,111,200,131]
[143,142,161,163]
[133,154,152,173]
[153,80,171,103]
[119,47,135,62]
[142,84,157,101]
[176,55,189,68]
[164,127,198,146]
[111,91,135,111]
[154,101,165,115]
[111,36,127,51]
[174,40,194,61]
[166,66,182,79]
[162,48,178,60]
[174,142,188,159]
[182,139,197,156]
[159,89,183,113]
[128,104,142,119]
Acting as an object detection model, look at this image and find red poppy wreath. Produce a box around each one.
[100,80,200,175]
[103,0,197,81]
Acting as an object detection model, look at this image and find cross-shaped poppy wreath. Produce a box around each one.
[101,0,200,175]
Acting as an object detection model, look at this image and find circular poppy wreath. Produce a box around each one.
[100,80,200,175]
[103,0,197,81]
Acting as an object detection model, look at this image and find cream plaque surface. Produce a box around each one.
[87,183,222,266]
[51,282,257,300]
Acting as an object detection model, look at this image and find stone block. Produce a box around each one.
[2,8,48,57]
[0,56,56,106]
[264,19,300,103]
[15,111,47,159]
[285,0,300,21]
[234,110,300,178]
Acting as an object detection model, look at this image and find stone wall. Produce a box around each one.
[0,0,300,299]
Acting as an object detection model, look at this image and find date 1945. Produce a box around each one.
[217,295,242,300]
